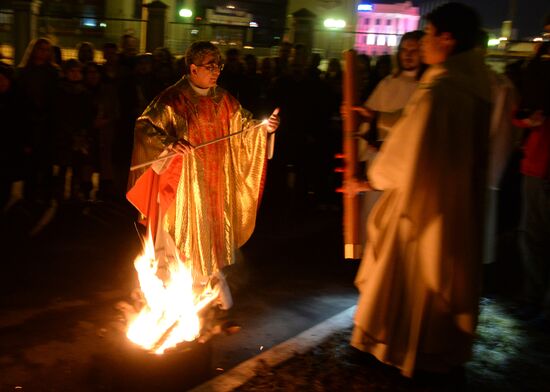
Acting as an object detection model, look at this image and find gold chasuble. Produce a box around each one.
[127,77,269,279]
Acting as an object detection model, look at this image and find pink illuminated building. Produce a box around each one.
[355,1,420,55]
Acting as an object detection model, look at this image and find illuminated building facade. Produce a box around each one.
[355,1,420,55]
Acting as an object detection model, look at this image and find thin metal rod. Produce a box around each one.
[130,122,266,171]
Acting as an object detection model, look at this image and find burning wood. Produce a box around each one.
[122,234,227,354]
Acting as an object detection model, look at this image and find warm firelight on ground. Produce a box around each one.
[126,234,219,354]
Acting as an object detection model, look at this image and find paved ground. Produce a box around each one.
[0,169,539,391]
[0,194,358,391]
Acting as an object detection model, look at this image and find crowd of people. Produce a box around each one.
[0,33,397,216]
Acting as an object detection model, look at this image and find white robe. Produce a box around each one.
[366,70,419,141]
[351,50,491,377]
[358,72,419,247]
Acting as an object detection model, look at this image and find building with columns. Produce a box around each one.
[354,1,420,55]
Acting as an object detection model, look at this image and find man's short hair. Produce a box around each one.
[185,41,221,74]
[426,2,481,54]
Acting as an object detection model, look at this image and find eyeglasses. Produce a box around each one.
[195,62,224,72]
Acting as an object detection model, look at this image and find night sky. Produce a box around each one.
[375,0,550,38]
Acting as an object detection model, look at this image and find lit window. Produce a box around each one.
[377,35,385,46]
[367,34,376,45]
[387,35,397,46]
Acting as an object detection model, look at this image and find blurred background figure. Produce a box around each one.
[118,34,139,79]
[356,54,372,102]
[512,25,550,330]
[0,62,24,212]
[15,38,60,205]
[133,53,157,113]
[77,41,95,64]
[152,47,177,92]
[53,59,94,202]
[367,54,392,96]
[473,30,520,277]
[83,62,119,201]
[100,42,119,83]
[52,45,63,67]
[273,41,292,78]
[218,48,244,99]
[239,53,262,117]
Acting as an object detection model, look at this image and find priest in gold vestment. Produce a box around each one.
[127,41,279,308]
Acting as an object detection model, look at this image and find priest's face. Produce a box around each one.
[189,53,223,89]
[421,22,454,65]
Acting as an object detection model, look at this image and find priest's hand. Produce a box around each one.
[169,139,194,155]
[266,108,280,134]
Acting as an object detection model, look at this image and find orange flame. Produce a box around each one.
[126,234,219,354]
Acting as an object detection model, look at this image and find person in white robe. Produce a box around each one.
[355,31,425,246]
[351,3,491,377]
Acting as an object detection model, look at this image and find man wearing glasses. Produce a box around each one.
[127,41,279,313]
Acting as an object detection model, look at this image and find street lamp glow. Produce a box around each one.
[179,8,192,18]
[324,18,346,29]
[488,38,501,46]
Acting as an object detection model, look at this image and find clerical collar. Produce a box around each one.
[401,70,417,78]
[188,79,211,96]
